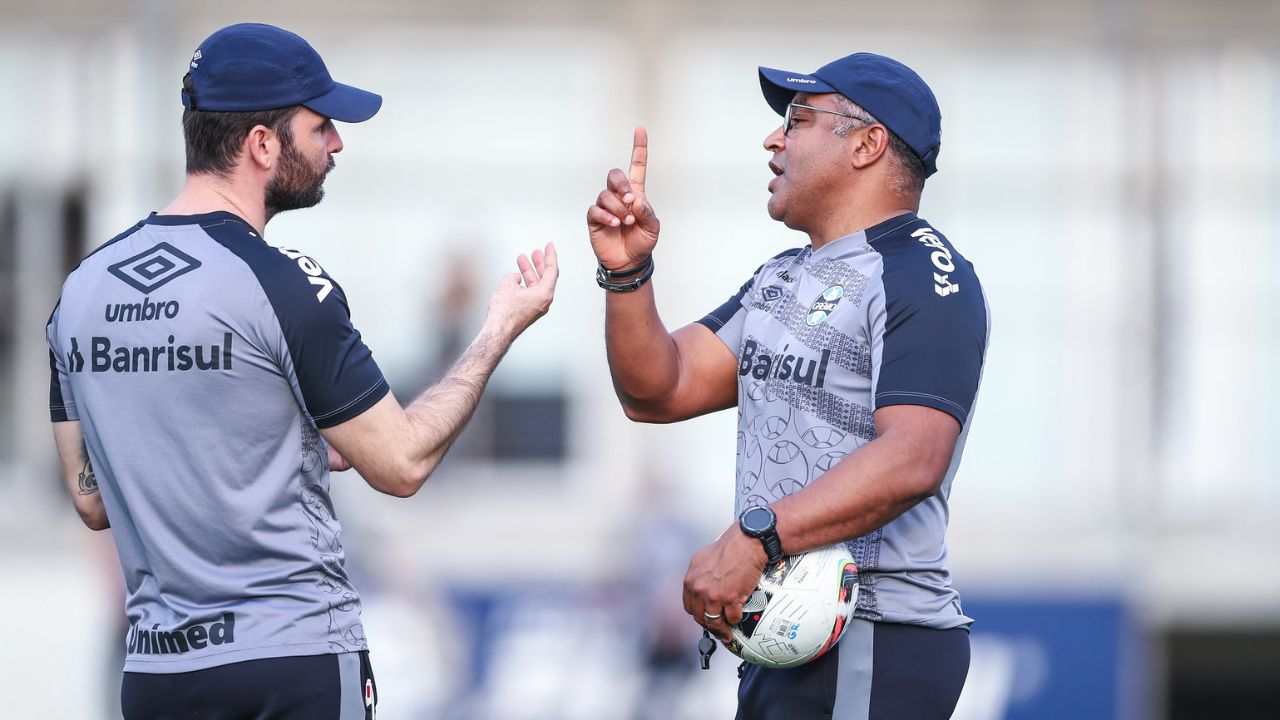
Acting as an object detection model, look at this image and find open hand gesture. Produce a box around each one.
[587,127,661,272]
[486,243,559,340]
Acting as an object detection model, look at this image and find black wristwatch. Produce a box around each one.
[739,506,785,566]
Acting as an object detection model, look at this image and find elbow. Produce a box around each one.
[907,479,942,504]
[621,405,672,424]
[902,463,948,501]
[376,473,423,499]
[73,497,109,530]
[369,458,434,498]
[884,431,954,502]
[386,476,424,499]
[382,484,419,499]
[621,402,659,423]
[618,397,684,424]
[79,509,110,531]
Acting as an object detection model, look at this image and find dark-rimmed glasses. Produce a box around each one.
[784,102,875,136]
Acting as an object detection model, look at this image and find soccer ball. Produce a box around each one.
[728,544,859,669]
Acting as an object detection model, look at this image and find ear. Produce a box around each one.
[243,124,281,172]
[849,125,891,170]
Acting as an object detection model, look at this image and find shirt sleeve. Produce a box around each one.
[47,302,79,422]
[267,272,390,428]
[870,231,989,426]
[697,275,756,352]
[698,248,803,352]
[202,220,390,428]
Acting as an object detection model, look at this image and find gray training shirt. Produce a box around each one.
[47,211,389,673]
[699,213,989,630]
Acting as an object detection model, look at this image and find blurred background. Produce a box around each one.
[2,0,1279,718]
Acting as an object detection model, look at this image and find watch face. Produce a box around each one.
[742,506,774,534]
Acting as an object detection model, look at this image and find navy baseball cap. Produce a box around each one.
[759,53,941,176]
[181,23,381,123]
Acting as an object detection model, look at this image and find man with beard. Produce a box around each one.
[588,53,985,718]
[45,23,558,718]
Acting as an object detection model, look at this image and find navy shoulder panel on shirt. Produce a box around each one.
[870,217,987,426]
[698,247,805,332]
[200,215,389,428]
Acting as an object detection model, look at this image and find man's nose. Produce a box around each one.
[764,125,785,152]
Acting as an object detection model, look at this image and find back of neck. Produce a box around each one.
[157,175,266,235]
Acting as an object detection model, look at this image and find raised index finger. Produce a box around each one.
[628,126,649,195]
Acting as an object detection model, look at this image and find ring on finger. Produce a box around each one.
[703,611,722,620]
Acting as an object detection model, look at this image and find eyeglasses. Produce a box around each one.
[784,102,875,136]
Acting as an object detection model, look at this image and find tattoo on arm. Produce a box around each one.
[77,459,98,495]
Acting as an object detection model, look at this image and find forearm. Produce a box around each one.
[771,427,946,555]
[326,326,513,497]
[324,246,558,497]
[51,421,110,531]
[71,458,110,531]
[603,282,682,409]
[401,324,511,476]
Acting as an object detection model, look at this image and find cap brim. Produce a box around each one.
[758,67,838,115]
[303,82,382,123]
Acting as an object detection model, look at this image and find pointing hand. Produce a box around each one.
[586,127,661,272]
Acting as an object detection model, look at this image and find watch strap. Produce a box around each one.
[740,507,785,565]
[759,531,784,565]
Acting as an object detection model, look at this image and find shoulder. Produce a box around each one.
[868,216,982,310]
[738,246,807,301]
[52,218,151,324]
[743,246,806,293]
[61,217,149,284]
[698,246,805,333]
[199,216,351,318]
[867,217,989,424]
[757,247,805,277]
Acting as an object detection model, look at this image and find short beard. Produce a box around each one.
[265,141,332,218]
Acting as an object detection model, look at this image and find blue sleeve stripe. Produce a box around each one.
[48,349,72,422]
[875,391,968,423]
[311,378,389,428]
